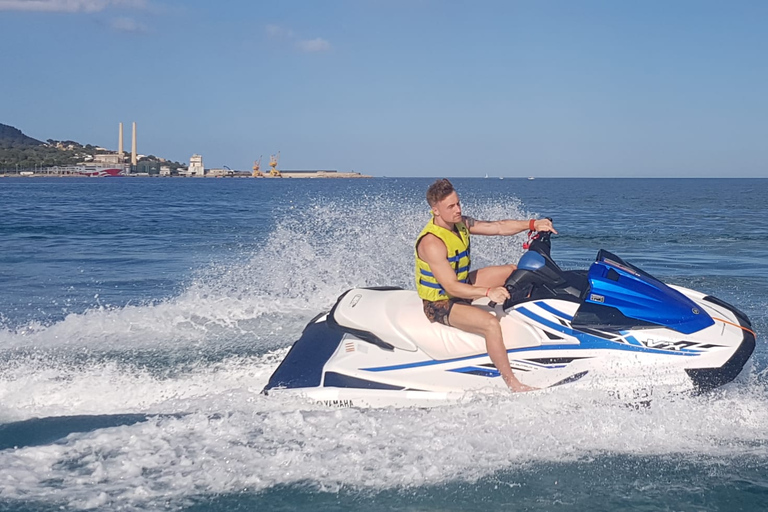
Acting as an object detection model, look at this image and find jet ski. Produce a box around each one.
[264,231,756,408]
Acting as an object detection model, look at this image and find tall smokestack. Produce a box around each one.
[118,122,124,162]
[131,122,137,166]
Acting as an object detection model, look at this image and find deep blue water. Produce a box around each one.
[0,177,766,511]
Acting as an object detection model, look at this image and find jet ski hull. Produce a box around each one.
[265,236,755,407]
[264,286,754,408]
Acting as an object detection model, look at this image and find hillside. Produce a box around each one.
[0,124,44,146]
[0,123,86,168]
[0,123,184,170]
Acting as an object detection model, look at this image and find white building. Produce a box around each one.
[188,154,204,176]
[207,168,235,177]
[92,153,122,165]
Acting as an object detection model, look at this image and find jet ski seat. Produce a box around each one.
[331,288,541,361]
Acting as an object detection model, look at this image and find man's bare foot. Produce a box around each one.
[509,382,537,393]
[503,375,538,392]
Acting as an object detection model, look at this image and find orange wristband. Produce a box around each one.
[529,219,536,231]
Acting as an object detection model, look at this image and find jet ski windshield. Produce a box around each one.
[573,251,715,334]
[594,249,656,281]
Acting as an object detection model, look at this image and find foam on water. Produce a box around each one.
[2,378,768,510]
[1,192,766,510]
[0,351,288,422]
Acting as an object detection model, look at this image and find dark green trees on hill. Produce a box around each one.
[0,124,43,145]
[0,123,83,168]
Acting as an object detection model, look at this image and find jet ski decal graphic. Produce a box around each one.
[515,307,698,357]
[534,301,574,320]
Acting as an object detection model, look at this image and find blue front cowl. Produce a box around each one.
[584,259,714,335]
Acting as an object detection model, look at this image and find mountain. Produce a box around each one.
[0,123,44,146]
[0,123,84,168]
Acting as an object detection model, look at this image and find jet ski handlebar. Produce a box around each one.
[488,218,554,308]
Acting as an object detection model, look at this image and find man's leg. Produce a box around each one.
[448,303,533,392]
[469,264,516,288]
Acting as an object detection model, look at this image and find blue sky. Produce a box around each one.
[1,0,766,177]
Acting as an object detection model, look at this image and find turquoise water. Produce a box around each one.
[0,177,766,511]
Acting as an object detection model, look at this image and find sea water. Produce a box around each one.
[0,177,766,511]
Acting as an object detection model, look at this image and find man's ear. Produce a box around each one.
[431,205,439,217]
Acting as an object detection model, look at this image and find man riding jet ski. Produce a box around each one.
[413,178,557,392]
[264,188,756,408]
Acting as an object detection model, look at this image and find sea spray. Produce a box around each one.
[1,179,766,511]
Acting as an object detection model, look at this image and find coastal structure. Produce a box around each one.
[207,167,236,177]
[91,153,122,165]
[249,151,370,178]
[277,170,371,178]
[188,154,204,176]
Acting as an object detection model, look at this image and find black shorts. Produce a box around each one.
[422,298,472,326]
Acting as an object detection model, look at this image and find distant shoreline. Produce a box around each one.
[0,171,372,179]
[2,174,764,179]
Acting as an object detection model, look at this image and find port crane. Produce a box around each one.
[269,152,281,177]
[252,156,263,177]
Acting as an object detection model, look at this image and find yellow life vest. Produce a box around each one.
[415,217,471,301]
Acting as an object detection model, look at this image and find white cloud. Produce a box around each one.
[0,0,146,11]
[296,37,331,53]
[110,15,146,32]
[0,0,104,11]
[266,24,331,53]
[112,0,145,7]
[265,24,295,39]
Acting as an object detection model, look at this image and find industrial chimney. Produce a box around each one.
[118,122,124,162]
[131,122,137,167]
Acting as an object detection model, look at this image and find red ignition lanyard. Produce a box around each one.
[522,229,539,250]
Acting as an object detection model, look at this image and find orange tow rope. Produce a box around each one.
[712,317,756,337]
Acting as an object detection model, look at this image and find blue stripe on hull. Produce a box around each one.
[361,304,694,373]
[324,372,406,390]
[534,301,574,321]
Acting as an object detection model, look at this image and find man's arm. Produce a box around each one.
[418,234,489,300]
[464,216,557,236]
